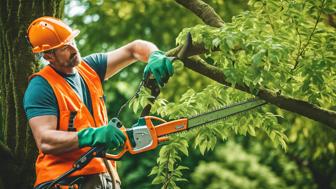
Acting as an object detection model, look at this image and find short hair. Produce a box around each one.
[43,49,55,54]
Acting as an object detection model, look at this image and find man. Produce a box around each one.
[23,16,173,189]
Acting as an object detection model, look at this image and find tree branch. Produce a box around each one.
[167,47,336,128]
[183,56,336,128]
[175,0,225,28]
[170,0,336,128]
[167,42,219,58]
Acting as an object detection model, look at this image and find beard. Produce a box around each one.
[67,52,81,67]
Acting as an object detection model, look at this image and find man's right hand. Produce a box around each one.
[143,51,174,87]
[77,119,126,149]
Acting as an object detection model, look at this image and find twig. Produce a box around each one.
[293,0,325,70]
[163,152,171,189]
[293,19,303,67]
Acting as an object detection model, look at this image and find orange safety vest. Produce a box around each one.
[30,61,116,187]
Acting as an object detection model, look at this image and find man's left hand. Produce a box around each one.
[143,51,174,87]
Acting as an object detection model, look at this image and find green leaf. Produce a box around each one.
[226,37,235,49]
[176,165,189,171]
[149,166,159,176]
[178,143,189,156]
[199,143,207,155]
[175,178,188,182]
[212,37,221,47]
[252,50,265,66]
[152,175,164,185]
[248,125,256,136]
[133,99,139,113]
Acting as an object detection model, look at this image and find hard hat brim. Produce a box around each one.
[32,29,80,53]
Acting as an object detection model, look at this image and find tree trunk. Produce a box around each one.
[0,1,64,188]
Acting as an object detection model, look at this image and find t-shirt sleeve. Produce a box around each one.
[83,53,108,83]
[23,76,58,120]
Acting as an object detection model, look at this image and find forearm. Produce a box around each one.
[131,39,159,62]
[105,39,159,79]
[40,130,79,155]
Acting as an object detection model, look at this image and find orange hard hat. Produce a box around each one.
[26,16,80,53]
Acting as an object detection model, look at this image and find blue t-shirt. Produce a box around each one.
[23,53,107,120]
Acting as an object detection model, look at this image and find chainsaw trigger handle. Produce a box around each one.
[104,145,128,160]
[104,126,129,160]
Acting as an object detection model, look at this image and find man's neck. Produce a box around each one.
[49,64,77,75]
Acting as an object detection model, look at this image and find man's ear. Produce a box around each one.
[43,52,56,63]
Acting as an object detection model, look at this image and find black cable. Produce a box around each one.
[116,80,144,119]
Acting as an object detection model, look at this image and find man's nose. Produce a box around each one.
[68,43,78,52]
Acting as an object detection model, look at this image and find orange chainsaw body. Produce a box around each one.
[105,116,188,160]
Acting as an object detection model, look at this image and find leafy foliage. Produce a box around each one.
[133,0,336,187]
[175,0,336,107]
[190,141,316,189]
[65,0,336,188]
[131,84,289,188]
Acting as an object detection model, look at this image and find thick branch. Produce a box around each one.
[167,42,217,58]
[175,0,225,28]
[170,0,336,128]
[185,56,336,128]
[167,45,336,128]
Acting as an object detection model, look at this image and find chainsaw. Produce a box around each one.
[105,98,266,160]
[44,32,267,188]
[45,98,266,188]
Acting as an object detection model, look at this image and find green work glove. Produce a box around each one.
[77,118,126,149]
[143,51,174,87]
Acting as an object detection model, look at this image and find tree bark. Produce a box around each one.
[175,0,225,27]
[172,0,336,129]
[0,1,64,188]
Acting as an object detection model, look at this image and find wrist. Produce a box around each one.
[77,127,95,148]
[149,50,164,59]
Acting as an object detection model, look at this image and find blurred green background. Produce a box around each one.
[64,0,336,189]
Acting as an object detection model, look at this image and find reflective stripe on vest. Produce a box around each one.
[29,61,114,187]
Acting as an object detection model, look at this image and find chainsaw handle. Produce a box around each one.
[103,116,188,160]
[104,126,131,160]
[104,116,168,160]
